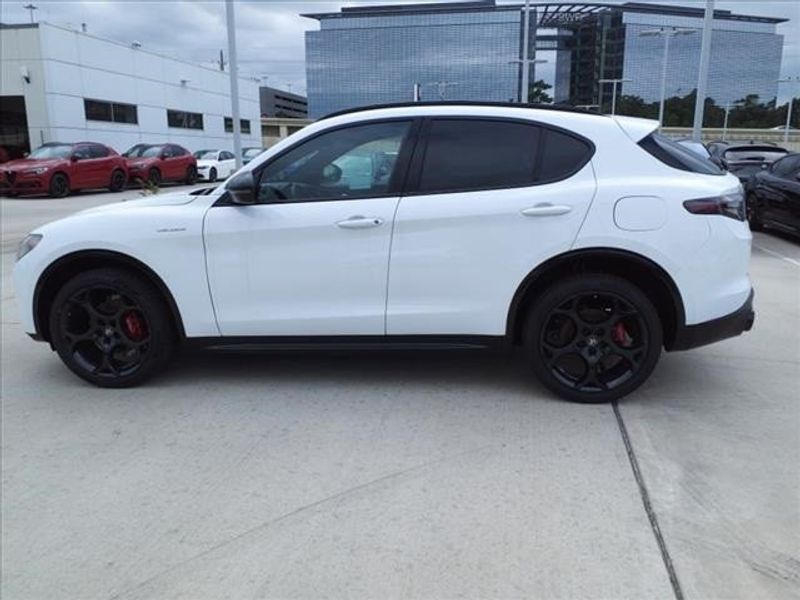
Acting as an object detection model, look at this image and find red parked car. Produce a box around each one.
[0,142,128,198]
[123,143,198,186]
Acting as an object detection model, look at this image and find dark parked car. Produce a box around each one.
[0,142,127,198]
[123,143,197,186]
[708,141,789,183]
[747,153,800,236]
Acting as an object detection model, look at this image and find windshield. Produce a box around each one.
[123,144,151,157]
[243,148,262,158]
[194,150,218,159]
[28,145,73,159]
[141,146,165,158]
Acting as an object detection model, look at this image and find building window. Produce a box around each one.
[225,117,251,134]
[167,109,204,130]
[262,124,281,137]
[84,99,138,124]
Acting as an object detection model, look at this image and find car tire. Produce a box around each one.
[48,173,70,198]
[746,193,763,232]
[109,169,127,192]
[524,273,662,403]
[185,166,198,185]
[209,167,217,183]
[49,268,177,388]
[148,168,161,187]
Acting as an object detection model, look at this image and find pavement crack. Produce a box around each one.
[613,400,685,600]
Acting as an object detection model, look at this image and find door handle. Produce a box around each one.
[521,203,573,217]
[335,216,384,229]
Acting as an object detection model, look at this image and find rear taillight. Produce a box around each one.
[683,191,745,221]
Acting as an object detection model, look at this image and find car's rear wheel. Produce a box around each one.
[208,167,217,183]
[525,274,662,403]
[148,168,161,187]
[49,268,176,388]
[48,173,70,198]
[185,166,198,184]
[109,169,127,192]
[746,193,763,232]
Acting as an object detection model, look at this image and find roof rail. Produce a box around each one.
[320,101,605,121]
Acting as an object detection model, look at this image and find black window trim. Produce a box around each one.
[402,115,596,197]
[215,117,423,207]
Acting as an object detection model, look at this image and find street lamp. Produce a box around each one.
[722,101,745,141]
[777,76,799,144]
[224,0,243,169]
[598,78,632,115]
[23,3,37,23]
[640,27,696,131]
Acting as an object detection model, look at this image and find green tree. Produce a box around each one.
[528,79,553,104]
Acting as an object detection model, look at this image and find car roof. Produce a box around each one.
[321,101,602,120]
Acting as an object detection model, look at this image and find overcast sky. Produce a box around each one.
[1,0,798,99]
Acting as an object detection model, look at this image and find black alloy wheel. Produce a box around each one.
[209,167,217,183]
[526,274,662,403]
[148,168,161,187]
[49,268,176,387]
[109,169,127,192]
[48,173,70,198]
[746,194,763,231]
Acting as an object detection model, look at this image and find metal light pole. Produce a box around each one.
[692,0,714,141]
[24,3,38,23]
[518,0,542,103]
[777,77,799,144]
[598,78,632,115]
[225,0,243,169]
[640,27,696,131]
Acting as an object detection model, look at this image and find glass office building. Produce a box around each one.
[303,1,786,118]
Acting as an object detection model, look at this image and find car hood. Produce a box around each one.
[77,190,198,215]
[3,158,61,171]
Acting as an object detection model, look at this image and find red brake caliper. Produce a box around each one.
[122,311,147,341]
[612,322,633,347]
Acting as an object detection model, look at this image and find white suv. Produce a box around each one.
[13,103,754,402]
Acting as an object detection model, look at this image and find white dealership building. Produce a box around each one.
[0,22,261,156]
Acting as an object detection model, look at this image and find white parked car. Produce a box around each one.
[13,103,754,402]
[193,149,236,182]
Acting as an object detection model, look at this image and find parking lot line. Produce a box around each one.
[753,244,800,268]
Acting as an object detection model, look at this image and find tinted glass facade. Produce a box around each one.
[304,2,785,117]
[305,6,524,117]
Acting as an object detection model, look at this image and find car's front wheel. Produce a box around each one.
[49,268,176,387]
[109,169,127,192]
[208,167,217,183]
[185,166,198,184]
[525,274,662,403]
[48,173,70,198]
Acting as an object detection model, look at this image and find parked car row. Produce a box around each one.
[1,142,263,198]
[676,138,799,237]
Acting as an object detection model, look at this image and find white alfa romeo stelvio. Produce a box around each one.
[13,103,755,402]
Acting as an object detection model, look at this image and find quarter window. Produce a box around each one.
[418,119,540,193]
[539,129,593,182]
[257,121,411,203]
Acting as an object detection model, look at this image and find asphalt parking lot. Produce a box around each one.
[1,188,798,600]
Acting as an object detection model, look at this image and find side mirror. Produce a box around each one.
[226,171,256,205]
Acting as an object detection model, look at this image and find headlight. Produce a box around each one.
[16,233,42,261]
[23,167,48,175]
[197,165,210,170]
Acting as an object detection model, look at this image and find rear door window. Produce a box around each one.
[418,119,540,193]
